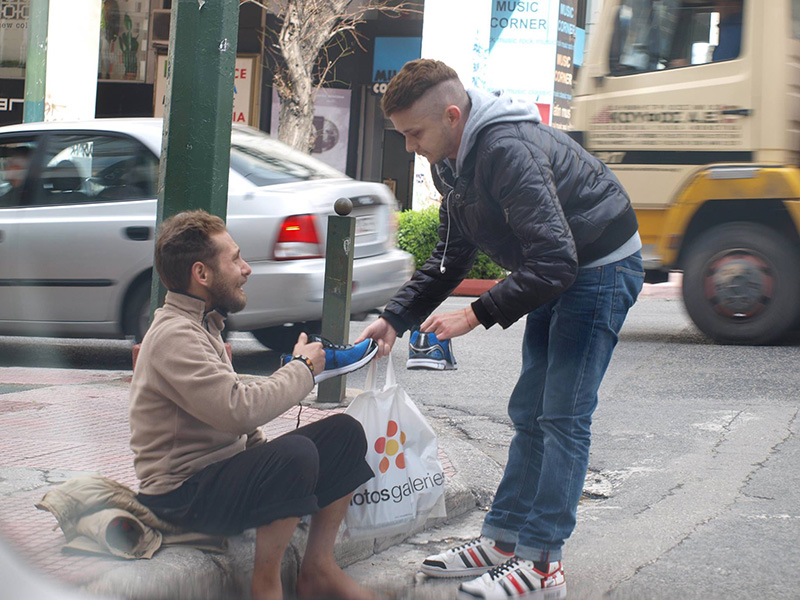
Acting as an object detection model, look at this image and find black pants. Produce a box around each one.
[138,413,374,536]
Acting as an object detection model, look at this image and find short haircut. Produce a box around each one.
[381,59,461,117]
[155,210,227,292]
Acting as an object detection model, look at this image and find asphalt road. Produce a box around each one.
[1,294,798,599]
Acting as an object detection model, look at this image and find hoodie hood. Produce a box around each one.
[449,88,541,177]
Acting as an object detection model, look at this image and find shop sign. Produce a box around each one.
[154,54,261,126]
[371,37,422,95]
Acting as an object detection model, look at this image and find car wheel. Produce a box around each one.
[682,223,800,345]
[124,279,152,344]
[251,321,322,352]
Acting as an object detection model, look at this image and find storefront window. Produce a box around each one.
[0,0,30,78]
[1,0,151,81]
[99,0,150,82]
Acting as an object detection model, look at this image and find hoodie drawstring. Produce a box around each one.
[440,190,452,274]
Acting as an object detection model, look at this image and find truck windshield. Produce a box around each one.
[609,0,743,75]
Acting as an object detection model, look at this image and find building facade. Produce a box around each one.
[0,0,594,210]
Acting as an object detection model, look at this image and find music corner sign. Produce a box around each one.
[153,54,261,126]
[371,37,422,95]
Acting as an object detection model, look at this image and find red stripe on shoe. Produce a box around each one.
[467,548,484,567]
[507,574,526,595]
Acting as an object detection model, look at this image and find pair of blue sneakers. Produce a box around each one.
[407,330,457,371]
[280,334,378,383]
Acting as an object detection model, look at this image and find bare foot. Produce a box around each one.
[251,579,283,600]
[297,561,377,600]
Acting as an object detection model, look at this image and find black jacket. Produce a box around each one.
[382,120,637,332]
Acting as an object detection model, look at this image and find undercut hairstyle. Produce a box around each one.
[382,59,461,116]
[155,210,227,292]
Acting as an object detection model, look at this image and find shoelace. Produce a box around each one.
[486,557,521,580]
[308,334,350,350]
[449,537,484,553]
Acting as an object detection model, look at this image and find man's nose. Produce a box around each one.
[242,260,252,276]
[405,139,416,154]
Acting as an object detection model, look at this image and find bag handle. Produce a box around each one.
[385,356,397,389]
[363,356,398,391]
[364,358,380,392]
[363,356,398,392]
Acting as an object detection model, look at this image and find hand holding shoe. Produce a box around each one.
[420,307,478,340]
[355,317,396,358]
[291,332,325,374]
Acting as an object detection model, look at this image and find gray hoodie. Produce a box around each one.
[448,87,542,178]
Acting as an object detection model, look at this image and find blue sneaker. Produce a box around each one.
[407,330,457,370]
[281,335,378,383]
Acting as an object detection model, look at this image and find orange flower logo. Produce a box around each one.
[374,420,407,473]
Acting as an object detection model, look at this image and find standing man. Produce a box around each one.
[357,59,644,599]
[130,210,376,600]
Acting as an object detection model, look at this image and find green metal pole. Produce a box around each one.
[23,0,49,123]
[149,0,241,315]
[318,199,356,403]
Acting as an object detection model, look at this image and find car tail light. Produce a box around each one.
[273,214,323,260]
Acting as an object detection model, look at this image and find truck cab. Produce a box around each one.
[572,0,800,344]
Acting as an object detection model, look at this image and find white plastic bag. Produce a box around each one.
[343,358,447,539]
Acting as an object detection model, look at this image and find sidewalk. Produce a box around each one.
[0,365,502,600]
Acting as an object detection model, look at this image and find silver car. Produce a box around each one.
[0,118,414,350]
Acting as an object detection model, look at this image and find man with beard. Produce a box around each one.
[129,210,376,600]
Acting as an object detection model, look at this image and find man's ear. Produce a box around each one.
[190,261,212,289]
[444,105,462,127]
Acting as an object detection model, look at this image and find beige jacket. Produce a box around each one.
[36,473,226,559]
[129,291,314,495]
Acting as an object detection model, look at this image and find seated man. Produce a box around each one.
[129,210,376,600]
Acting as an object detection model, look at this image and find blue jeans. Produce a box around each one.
[481,252,644,562]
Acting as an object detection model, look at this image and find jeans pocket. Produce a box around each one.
[611,265,645,331]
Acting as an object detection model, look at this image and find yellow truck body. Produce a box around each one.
[572,0,800,343]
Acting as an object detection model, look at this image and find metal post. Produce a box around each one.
[318,198,356,403]
[23,0,49,123]
[149,0,241,315]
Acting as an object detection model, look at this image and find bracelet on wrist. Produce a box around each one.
[464,307,478,329]
[290,355,315,375]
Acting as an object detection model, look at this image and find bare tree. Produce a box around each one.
[241,0,417,153]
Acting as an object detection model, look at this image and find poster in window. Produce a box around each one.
[271,88,351,173]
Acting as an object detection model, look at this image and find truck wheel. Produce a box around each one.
[682,223,800,344]
[251,321,322,352]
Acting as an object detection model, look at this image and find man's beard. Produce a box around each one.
[208,278,247,314]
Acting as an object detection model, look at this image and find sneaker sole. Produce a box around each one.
[457,583,566,600]
[315,344,378,383]
[407,358,447,370]
[420,563,493,578]
[407,358,457,370]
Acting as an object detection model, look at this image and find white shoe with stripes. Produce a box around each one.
[457,557,566,600]
[420,537,515,578]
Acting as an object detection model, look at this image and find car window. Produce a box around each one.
[229,125,344,187]
[0,138,37,208]
[32,133,158,206]
[609,0,744,75]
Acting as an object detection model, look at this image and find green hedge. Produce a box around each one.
[396,206,507,280]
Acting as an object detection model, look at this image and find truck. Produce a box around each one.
[571,0,800,344]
